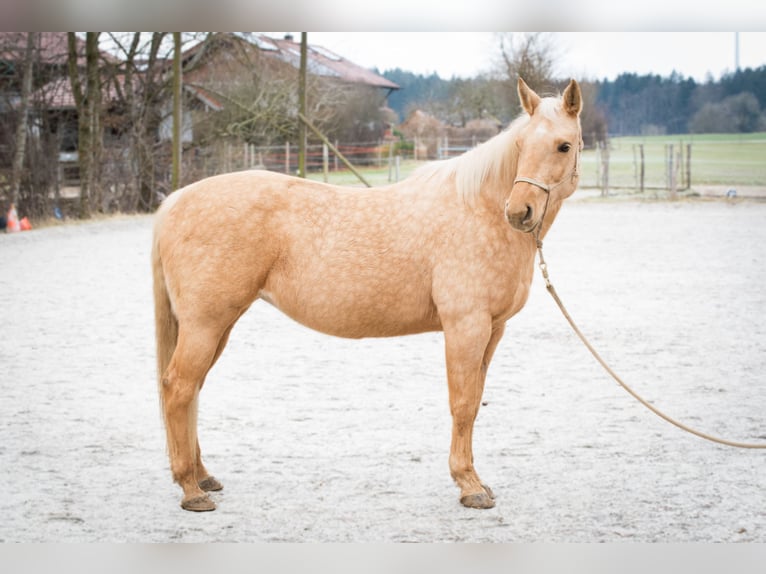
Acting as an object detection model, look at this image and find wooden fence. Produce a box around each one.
[584,139,697,197]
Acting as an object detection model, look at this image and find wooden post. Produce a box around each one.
[334,140,339,171]
[600,140,610,197]
[639,144,645,194]
[665,144,673,190]
[632,144,638,191]
[323,143,329,182]
[667,144,677,199]
[285,141,290,174]
[685,144,692,190]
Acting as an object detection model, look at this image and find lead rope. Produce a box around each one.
[535,237,766,449]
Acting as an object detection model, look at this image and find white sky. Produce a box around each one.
[273,32,766,82]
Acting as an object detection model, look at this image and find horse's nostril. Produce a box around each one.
[523,205,533,223]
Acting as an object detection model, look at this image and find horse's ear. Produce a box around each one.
[518,78,540,116]
[562,79,582,117]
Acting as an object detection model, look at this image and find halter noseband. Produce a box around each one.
[512,141,582,195]
[513,176,551,193]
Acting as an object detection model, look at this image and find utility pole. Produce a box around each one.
[298,32,308,178]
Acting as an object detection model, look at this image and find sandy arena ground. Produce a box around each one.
[1,196,764,542]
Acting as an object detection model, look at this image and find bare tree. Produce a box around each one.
[67,32,103,218]
[492,33,559,119]
[105,32,174,211]
[186,34,357,147]
[171,32,182,192]
[497,33,557,90]
[186,39,298,146]
[322,84,392,142]
[9,33,36,211]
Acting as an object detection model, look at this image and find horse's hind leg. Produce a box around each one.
[161,324,226,511]
[194,323,237,494]
[443,314,503,509]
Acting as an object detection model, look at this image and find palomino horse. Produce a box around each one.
[153,78,583,511]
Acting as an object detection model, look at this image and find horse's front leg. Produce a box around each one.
[443,313,502,509]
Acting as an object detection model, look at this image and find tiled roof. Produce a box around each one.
[266,35,399,90]
[0,32,119,66]
[181,33,399,91]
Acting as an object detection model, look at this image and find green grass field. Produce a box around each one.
[308,132,766,193]
[579,132,766,190]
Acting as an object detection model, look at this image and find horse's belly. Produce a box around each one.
[259,277,440,339]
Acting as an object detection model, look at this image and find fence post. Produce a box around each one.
[323,143,329,183]
[685,144,692,190]
[667,144,677,199]
[377,140,382,168]
[632,144,638,191]
[639,144,645,194]
[285,141,290,174]
[600,140,610,197]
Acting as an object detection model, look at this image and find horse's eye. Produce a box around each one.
[558,142,572,153]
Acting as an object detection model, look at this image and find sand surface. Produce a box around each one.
[1,198,764,542]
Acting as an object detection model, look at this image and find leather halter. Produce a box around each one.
[512,139,583,195]
[510,137,582,236]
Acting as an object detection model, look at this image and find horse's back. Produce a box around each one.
[155,170,443,337]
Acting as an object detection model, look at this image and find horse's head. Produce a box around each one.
[504,78,583,233]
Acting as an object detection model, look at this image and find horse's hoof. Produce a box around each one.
[460,484,496,509]
[198,476,223,492]
[460,491,495,509]
[181,494,216,512]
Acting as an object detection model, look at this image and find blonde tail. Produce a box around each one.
[152,203,178,424]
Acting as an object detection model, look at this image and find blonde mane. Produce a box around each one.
[410,97,563,206]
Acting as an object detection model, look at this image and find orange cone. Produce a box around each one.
[6,204,20,232]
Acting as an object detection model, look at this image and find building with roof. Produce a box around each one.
[0,32,400,213]
[172,33,399,145]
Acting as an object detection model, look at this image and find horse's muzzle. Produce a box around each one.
[505,201,537,232]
